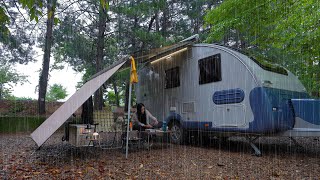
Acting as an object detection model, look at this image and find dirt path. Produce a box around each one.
[1,131,320,179]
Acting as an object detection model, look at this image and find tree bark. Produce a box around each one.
[38,0,56,114]
[94,0,107,110]
[81,96,93,124]
[155,11,159,32]
[0,84,2,100]
[161,2,169,38]
[112,80,120,107]
[140,14,156,50]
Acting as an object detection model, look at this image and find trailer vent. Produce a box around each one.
[183,102,195,113]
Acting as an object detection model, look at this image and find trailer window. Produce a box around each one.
[199,54,222,85]
[165,67,180,89]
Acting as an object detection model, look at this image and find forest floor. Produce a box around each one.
[1,131,320,179]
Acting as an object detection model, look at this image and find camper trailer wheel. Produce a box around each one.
[169,121,184,144]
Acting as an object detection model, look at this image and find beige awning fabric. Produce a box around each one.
[31,59,127,147]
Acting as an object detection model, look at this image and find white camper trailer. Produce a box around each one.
[135,38,320,155]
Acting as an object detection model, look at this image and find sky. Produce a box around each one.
[12,52,83,101]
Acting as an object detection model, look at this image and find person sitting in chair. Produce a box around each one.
[132,103,160,131]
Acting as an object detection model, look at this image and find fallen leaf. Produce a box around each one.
[139,164,144,169]
[65,170,70,173]
[191,160,197,166]
[272,171,280,177]
[38,162,47,165]
[22,175,33,179]
[99,166,105,173]
[208,166,213,169]
[217,163,225,167]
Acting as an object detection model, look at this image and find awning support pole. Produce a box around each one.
[125,64,133,159]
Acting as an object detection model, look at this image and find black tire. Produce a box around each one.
[169,121,185,144]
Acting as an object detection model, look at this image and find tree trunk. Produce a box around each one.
[0,84,2,100]
[38,0,56,114]
[161,2,169,38]
[155,11,159,32]
[81,96,93,124]
[112,80,120,107]
[94,0,107,110]
[140,14,156,50]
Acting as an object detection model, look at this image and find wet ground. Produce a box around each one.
[1,131,320,179]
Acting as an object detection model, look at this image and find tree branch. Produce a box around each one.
[14,1,30,24]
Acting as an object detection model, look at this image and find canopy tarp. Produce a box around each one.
[31,58,128,147]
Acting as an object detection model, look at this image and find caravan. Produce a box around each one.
[135,38,320,155]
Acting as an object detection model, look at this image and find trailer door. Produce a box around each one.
[212,89,246,127]
[213,104,246,127]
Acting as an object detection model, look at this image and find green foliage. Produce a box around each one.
[9,101,24,114]
[46,83,68,102]
[0,63,28,99]
[0,1,36,64]
[103,68,130,106]
[100,0,109,10]
[18,0,43,22]
[204,0,320,94]
[14,96,35,100]
[0,66,26,85]
[105,91,116,105]
[0,6,10,36]
[54,17,60,25]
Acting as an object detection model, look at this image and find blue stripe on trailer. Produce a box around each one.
[291,99,320,125]
[248,87,308,133]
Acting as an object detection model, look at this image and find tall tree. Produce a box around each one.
[38,0,57,114]
[94,0,109,110]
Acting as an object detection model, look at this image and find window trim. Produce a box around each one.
[165,66,180,89]
[198,53,222,85]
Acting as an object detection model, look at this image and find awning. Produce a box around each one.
[133,34,199,64]
[31,57,128,147]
